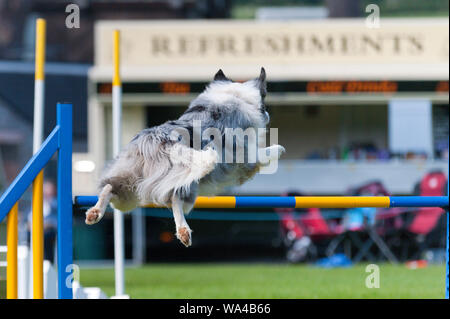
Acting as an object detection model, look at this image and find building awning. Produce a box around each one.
[89,62,449,83]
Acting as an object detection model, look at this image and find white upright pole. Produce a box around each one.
[33,80,45,153]
[132,208,145,266]
[111,30,128,298]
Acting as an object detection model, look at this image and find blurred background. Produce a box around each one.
[0,0,448,282]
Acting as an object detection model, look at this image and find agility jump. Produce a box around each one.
[0,103,73,299]
[0,18,73,300]
[76,195,448,209]
[1,100,447,299]
[0,18,448,300]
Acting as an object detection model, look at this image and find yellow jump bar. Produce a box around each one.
[142,196,390,209]
[76,195,447,209]
[294,196,390,208]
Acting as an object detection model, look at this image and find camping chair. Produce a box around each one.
[326,181,399,263]
[389,171,448,260]
[301,208,344,240]
[277,191,343,262]
[279,207,344,262]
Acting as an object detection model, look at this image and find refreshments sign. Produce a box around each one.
[95,19,449,66]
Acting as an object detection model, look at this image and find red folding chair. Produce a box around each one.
[277,191,343,262]
[389,171,447,260]
[301,208,344,240]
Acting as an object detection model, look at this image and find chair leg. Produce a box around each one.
[411,235,426,260]
[401,236,410,261]
[353,239,374,263]
[326,233,345,257]
[344,238,352,259]
[368,228,398,263]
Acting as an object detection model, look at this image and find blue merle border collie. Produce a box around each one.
[85,68,285,246]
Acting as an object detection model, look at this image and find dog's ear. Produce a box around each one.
[214,69,230,82]
[257,67,267,97]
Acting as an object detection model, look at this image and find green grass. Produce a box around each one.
[80,263,446,299]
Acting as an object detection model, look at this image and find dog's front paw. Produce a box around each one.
[264,144,285,161]
[85,207,102,225]
[273,144,285,158]
[176,227,192,247]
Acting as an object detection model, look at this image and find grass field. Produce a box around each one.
[80,263,446,299]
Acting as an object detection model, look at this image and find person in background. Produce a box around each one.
[27,180,58,263]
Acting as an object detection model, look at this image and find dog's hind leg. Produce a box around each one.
[171,193,193,247]
[85,184,114,225]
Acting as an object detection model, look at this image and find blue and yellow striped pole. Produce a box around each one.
[75,195,448,209]
[143,196,448,209]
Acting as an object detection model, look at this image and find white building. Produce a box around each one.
[74,18,449,196]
